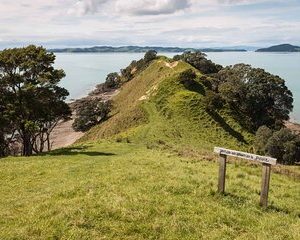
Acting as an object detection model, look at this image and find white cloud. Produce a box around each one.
[0,0,299,48]
[115,0,191,15]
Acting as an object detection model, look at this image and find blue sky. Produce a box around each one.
[0,0,299,48]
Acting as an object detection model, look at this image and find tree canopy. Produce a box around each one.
[0,45,71,156]
[72,99,111,132]
[174,51,222,74]
[216,64,293,131]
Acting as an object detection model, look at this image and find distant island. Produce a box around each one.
[49,46,247,53]
[256,44,300,52]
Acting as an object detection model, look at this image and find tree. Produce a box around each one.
[144,50,157,63]
[105,72,121,89]
[73,99,112,132]
[265,128,300,165]
[174,51,222,74]
[217,64,293,131]
[0,45,71,156]
[254,126,273,155]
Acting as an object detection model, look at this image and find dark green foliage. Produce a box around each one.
[73,99,112,132]
[179,69,197,82]
[199,76,213,90]
[266,128,300,165]
[217,64,293,132]
[203,90,223,111]
[120,66,133,82]
[174,51,223,74]
[0,45,71,156]
[144,50,157,63]
[254,126,273,155]
[254,126,300,165]
[105,72,121,89]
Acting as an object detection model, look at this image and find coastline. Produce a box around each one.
[50,85,119,150]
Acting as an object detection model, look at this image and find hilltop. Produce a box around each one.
[80,56,253,153]
[256,44,300,52]
[49,45,247,53]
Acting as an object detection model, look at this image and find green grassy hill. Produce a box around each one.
[1,57,300,239]
[81,57,253,153]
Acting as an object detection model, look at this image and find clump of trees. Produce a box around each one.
[0,45,71,156]
[215,64,293,132]
[174,51,222,74]
[72,99,112,132]
[255,126,300,164]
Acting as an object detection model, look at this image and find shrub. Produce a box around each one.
[265,128,300,165]
[174,51,222,74]
[254,126,273,155]
[254,126,300,165]
[73,99,112,132]
[203,90,223,111]
[144,50,157,63]
[105,72,121,89]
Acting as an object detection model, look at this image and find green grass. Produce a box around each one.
[1,57,299,239]
[81,58,253,154]
[1,142,299,239]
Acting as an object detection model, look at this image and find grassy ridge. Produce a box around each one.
[82,57,253,152]
[0,142,299,239]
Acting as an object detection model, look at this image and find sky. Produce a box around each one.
[0,0,300,49]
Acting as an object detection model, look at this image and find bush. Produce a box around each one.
[174,51,222,74]
[73,99,112,132]
[254,126,300,165]
[254,126,273,155]
[179,69,197,83]
[203,90,223,111]
[144,50,157,63]
[105,72,121,89]
[265,128,300,165]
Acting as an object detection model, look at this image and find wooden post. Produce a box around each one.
[218,154,227,194]
[260,163,271,208]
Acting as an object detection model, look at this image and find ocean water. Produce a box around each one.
[54,52,300,122]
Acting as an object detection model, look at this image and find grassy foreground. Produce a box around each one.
[1,141,299,239]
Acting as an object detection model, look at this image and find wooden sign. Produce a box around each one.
[214,147,277,208]
[214,147,277,165]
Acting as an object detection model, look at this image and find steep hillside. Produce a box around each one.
[81,57,253,152]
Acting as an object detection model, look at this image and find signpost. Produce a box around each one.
[214,147,277,207]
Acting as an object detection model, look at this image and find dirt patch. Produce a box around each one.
[165,61,178,69]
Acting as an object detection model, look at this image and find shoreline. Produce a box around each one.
[50,85,119,150]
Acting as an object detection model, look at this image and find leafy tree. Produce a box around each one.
[174,51,222,74]
[144,50,157,63]
[105,72,121,89]
[217,64,293,131]
[0,45,71,156]
[254,126,300,164]
[73,99,112,132]
[254,126,273,155]
[265,128,300,165]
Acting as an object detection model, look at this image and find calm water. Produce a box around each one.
[54,52,300,122]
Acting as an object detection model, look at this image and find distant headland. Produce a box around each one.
[256,44,300,52]
[49,46,247,53]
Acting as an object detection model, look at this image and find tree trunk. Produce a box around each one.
[22,133,33,156]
